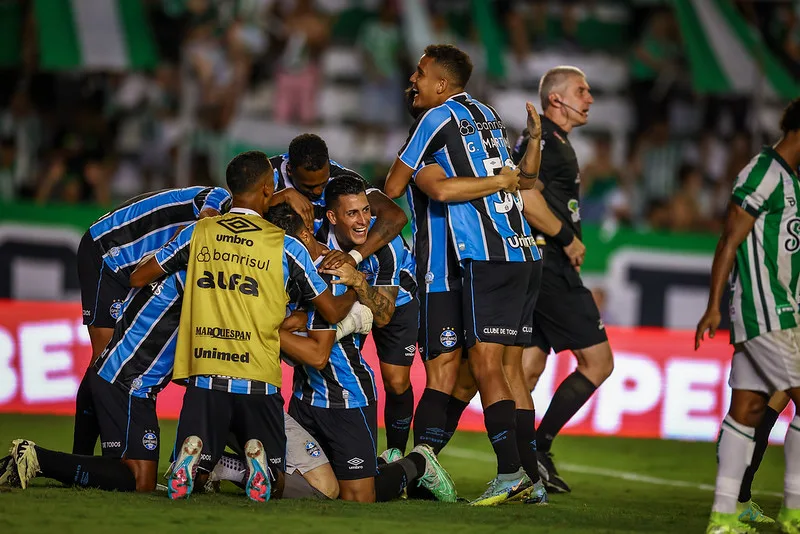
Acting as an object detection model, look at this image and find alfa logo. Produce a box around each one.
[217,216,261,234]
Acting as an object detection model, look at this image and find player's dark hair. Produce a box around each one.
[265,203,305,236]
[226,150,273,194]
[288,133,329,171]
[325,173,366,210]
[423,44,473,88]
[780,98,800,134]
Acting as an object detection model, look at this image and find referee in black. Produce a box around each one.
[512,66,615,494]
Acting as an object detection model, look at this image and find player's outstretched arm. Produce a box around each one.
[695,203,756,349]
[311,288,357,325]
[415,164,519,203]
[517,102,542,190]
[279,328,335,370]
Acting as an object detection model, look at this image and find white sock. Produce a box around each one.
[212,453,247,484]
[713,415,756,514]
[784,415,800,509]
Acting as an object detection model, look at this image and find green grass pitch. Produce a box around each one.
[0,414,787,533]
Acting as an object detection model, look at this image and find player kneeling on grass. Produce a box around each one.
[268,195,456,503]
[0,230,350,497]
[696,98,800,534]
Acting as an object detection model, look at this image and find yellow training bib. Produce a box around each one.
[173,213,288,387]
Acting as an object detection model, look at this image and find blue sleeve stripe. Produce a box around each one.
[91,190,200,239]
[398,108,451,170]
[284,247,326,297]
[112,223,186,269]
[199,187,231,214]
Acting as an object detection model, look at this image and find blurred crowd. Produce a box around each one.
[0,0,798,236]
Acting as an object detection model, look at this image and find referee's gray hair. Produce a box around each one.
[539,66,587,110]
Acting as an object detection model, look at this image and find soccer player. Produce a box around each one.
[73,185,231,455]
[269,132,407,246]
[696,98,800,534]
[510,66,612,494]
[314,173,419,454]
[286,177,456,503]
[384,44,542,506]
[129,150,356,502]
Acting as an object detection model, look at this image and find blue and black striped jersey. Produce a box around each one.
[291,234,382,409]
[88,187,231,277]
[398,92,540,264]
[94,270,187,398]
[407,161,462,293]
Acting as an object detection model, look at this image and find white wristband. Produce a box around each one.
[348,249,363,265]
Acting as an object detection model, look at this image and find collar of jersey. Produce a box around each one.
[763,145,798,178]
[541,115,568,138]
[229,207,261,217]
[445,91,470,103]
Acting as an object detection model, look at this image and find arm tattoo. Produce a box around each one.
[353,276,397,326]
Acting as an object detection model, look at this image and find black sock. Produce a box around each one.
[484,400,521,475]
[35,446,136,491]
[385,386,414,454]
[413,388,450,452]
[537,371,596,453]
[739,406,780,502]
[375,452,426,502]
[516,409,540,483]
[440,396,470,451]
[72,370,100,455]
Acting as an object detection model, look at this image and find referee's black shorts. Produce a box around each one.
[531,261,608,354]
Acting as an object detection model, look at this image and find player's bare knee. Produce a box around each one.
[382,373,411,396]
[729,391,768,427]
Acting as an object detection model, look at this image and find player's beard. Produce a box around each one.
[405,86,422,119]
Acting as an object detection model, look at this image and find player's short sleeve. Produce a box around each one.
[398,107,452,170]
[731,155,781,217]
[155,223,195,274]
[410,156,438,183]
[307,306,334,331]
[283,236,329,305]
[198,187,232,215]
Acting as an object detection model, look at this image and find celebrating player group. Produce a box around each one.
[2,42,798,525]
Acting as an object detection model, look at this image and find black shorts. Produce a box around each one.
[89,368,159,461]
[288,397,378,481]
[372,299,419,367]
[531,263,608,353]
[174,384,286,475]
[417,290,464,361]
[463,260,538,348]
[78,231,129,328]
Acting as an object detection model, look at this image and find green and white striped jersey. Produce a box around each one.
[729,147,800,343]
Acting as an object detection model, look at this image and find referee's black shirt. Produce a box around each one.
[512,115,581,270]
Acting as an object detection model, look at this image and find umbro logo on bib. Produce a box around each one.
[217,216,261,234]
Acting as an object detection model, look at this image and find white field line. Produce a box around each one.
[442,446,783,498]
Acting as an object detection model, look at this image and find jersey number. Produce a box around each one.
[483,157,523,214]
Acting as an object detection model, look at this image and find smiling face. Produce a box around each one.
[327,192,371,249]
[289,161,330,201]
[409,55,446,111]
